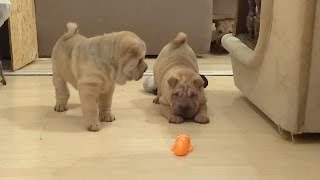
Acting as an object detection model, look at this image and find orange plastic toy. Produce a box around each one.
[171,134,193,156]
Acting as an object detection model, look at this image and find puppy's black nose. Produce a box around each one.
[179,105,190,114]
[144,67,147,72]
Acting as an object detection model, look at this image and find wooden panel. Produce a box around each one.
[8,0,38,70]
[0,21,11,59]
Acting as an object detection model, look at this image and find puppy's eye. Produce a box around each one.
[173,92,179,97]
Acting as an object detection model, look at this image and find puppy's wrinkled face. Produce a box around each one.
[214,19,234,35]
[168,74,204,119]
[116,34,148,85]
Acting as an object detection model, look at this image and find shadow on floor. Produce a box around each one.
[239,96,320,144]
[0,104,89,133]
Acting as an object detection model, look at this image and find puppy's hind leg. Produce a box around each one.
[153,96,160,104]
[99,85,116,122]
[153,90,161,104]
[53,73,70,112]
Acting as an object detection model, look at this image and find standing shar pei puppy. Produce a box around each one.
[52,22,147,131]
[153,32,209,124]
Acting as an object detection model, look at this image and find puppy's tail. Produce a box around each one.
[63,22,79,40]
[172,32,187,47]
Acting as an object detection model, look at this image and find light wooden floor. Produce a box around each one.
[0,76,320,179]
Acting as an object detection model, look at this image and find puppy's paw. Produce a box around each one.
[194,113,210,124]
[99,112,116,122]
[169,115,184,124]
[0,79,6,85]
[87,121,101,132]
[153,97,160,104]
[54,104,68,112]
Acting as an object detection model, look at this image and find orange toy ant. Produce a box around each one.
[171,134,193,156]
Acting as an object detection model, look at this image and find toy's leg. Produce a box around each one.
[160,104,184,124]
[194,104,210,124]
[189,145,193,152]
[98,85,116,122]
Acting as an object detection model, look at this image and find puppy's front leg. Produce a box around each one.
[160,104,184,124]
[194,104,210,124]
[78,84,101,132]
[99,85,116,122]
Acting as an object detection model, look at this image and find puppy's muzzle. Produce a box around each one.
[133,64,148,81]
[179,105,191,114]
[175,104,197,119]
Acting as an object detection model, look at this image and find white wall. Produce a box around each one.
[213,0,237,18]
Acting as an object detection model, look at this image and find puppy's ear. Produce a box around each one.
[200,74,208,88]
[128,43,140,56]
[168,76,178,88]
[194,76,204,89]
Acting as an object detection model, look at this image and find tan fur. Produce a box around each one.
[214,19,234,36]
[52,22,147,131]
[153,32,209,124]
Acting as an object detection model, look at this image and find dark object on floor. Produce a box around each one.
[153,74,208,95]
[210,39,229,54]
[0,60,6,85]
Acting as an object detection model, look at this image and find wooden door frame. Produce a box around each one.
[8,0,38,70]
